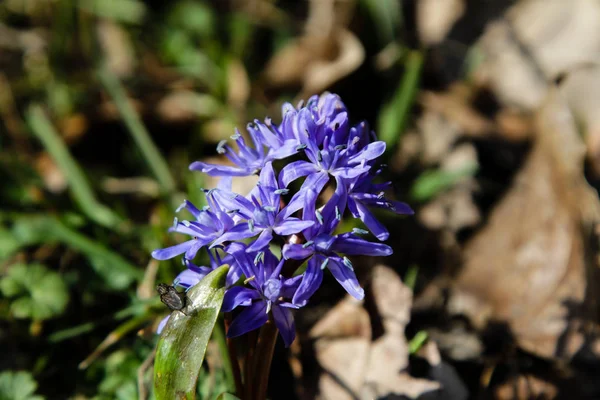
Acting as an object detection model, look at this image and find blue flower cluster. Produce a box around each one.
[153,93,413,346]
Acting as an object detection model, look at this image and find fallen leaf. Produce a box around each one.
[448,87,600,360]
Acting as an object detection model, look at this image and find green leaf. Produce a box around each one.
[215,394,240,400]
[410,163,478,202]
[409,330,429,354]
[26,105,123,229]
[0,371,44,400]
[0,264,69,321]
[378,50,423,148]
[0,227,21,260]
[154,265,229,400]
[11,216,142,289]
[78,0,147,24]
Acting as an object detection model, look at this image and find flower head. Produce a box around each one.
[152,92,412,346]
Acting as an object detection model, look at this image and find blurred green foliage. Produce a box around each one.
[0,371,44,400]
[0,263,68,320]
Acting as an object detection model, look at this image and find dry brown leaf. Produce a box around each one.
[97,20,135,78]
[263,0,363,97]
[476,0,600,110]
[227,59,250,110]
[448,88,600,359]
[494,374,559,400]
[35,152,66,193]
[417,0,466,46]
[559,66,600,178]
[310,266,440,400]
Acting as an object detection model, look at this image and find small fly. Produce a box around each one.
[157,283,187,313]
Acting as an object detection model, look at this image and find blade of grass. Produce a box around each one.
[410,162,478,203]
[48,297,161,343]
[378,50,424,148]
[361,0,402,44]
[12,215,142,289]
[79,313,154,369]
[212,317,237,394]
[408,330,429,354]
[26,105,122,229]
[98,67,176,195]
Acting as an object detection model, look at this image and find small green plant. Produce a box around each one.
[0,264,68,321]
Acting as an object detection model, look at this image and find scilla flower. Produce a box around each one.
[153,92,412,346]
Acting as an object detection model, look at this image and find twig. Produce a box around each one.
[138,347,156,400]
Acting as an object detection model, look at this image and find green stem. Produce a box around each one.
[97,67,176,195]
[251,319,278,400]
[214,317,241,395]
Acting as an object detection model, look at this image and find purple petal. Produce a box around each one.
[211,223,256,247]
[226,264,243,287]
[222,286,261,312]
[281,275,303,298]
[279,161,319,188]
[185,237,212,260]
[151,240,195,260]
[332,233,393,256]
[258,162,278,189]
[292,257,323,306]
[246,228,273,252]
[211,190,255,217]
[272,306,296,347]
[327,257,364,300]
[175,268,207,289]
[189,162,253,177]
[217,176,233,191]
[227,301,269,338]
[273,218,314,236]
[347,141,386,165]
[282,243,314,260]
[267,139,299,161]
[177,200,202,219]
[332,166,370,179]
[355,201,389,241]
[157,315,170,334]
[388,200,414,215]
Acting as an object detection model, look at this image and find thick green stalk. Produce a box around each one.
[251,319,278,400]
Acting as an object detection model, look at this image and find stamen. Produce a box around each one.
[334,144,347,150]
[182,220,191,227]
[352,228,369,235]
[343,257,354,271]
[302,241,314,249]
[320,258,330,270]
[317,151,323,162]
[216,140,228,154]
[176,201,187,213]
[248,219,255,232]
[244,276,256,285]
[230,132,241,140]
[254,251,264,265]
[172,217,178,228]
[296,144,307,151]
[263,206,276,212]
[335,206,341,220]
[274,188,289,195]
[315,210,324,224]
